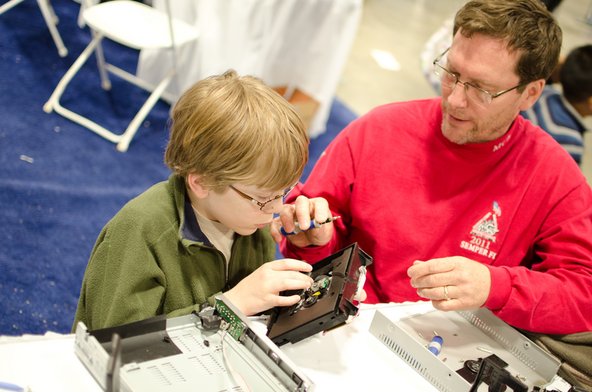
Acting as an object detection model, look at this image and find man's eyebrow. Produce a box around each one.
[447,61,495,88]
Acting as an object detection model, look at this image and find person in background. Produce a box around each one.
[273,0,592,335]
[541,0,563,13]
[521,44,592,165]
[73,70,313,331]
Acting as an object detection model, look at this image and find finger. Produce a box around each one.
[432,298,460,311]
[278,203,297,232]
[280,275,314,290]
[272,258,313,272]
[294,195,313,229]
[417,285,455,301]
[274,294,302,307]
[410,270,455,289]
[269,217,284,243]
[310,197,330,225]
[407,258,455,279]
[354,288,367,302]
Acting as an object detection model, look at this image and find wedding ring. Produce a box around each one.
[443,285,450,301]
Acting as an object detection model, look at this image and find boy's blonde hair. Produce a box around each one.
[165,70,309,192]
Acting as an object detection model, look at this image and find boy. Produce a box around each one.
[73,70,313,331]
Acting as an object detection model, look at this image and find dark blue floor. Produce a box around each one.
[0,0,357,335]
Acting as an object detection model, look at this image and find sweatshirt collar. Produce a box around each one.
[170,174,212,246]
[435,114,522,161]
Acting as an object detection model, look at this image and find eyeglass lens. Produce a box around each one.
[434,64,491,105]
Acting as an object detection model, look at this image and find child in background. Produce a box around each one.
[73,70,314,331]
[522,44,592,165]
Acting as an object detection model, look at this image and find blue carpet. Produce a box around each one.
[0,0,357,335]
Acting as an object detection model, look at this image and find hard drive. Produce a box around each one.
[267,242,373,346]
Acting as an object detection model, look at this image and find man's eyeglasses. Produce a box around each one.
[433,47,526,106]
[229,185,295,213]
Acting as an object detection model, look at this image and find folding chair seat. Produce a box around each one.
[0,0,68,57]
[43,0,199,152]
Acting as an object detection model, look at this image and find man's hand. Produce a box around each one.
[407,256,491,311]
[224,259,313,316]
[270,195,334,248]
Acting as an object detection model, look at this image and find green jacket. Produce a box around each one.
[72,174,276,331]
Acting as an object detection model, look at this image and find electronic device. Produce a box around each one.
[369,308,563,392]
[266,242,373,346]
[73,294,314,392]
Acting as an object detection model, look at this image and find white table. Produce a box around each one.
[0,333,102,392]
[0,302,572,391]
[281,302,439,391]
[136,0,362,138]
[0,303,437,391]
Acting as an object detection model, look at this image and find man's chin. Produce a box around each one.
[442,125,470,145]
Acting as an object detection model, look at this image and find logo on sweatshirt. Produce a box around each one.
[459,201,501,260]
[493,133,512,152]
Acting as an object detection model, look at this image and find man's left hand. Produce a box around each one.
[407,256,491,311]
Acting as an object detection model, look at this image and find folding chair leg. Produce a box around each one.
[92,32,111,90]
[43,33,122,145]
[0,0,26,14]
[36,0,68,57]
[44,33,103,114]
[116,70,174,152]
[44,31,173,152]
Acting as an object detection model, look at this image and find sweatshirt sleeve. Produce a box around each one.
[485,182,592,334]
[280,121,358,262]
[74,212,168,331]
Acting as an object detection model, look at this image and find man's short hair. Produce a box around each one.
[165,70,309,192]
[560,45,592,103]
[453,0,562,85]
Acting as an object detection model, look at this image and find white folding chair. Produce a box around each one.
[0,0,68,57]
[43,0,199,152]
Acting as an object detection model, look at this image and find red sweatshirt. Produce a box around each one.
[282,98,592,334]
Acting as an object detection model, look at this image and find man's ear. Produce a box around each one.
[186,173,209,199]
[519,79,545,111]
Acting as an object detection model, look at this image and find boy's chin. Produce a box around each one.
[234,227,258,236]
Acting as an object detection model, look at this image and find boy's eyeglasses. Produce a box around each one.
[432,47,526,106]
[229,185,295,213]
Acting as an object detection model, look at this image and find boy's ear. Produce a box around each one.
[186,173,209,199]
[519,79,545,111]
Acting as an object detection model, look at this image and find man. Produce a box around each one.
[272,0,592,336]
[522,44,592,165]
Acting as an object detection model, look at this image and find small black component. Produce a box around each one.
[106,333,121,392]
[567,387,589,392]
[203,339,210,347]
[458,354,510,385]
[89,316,181,364]
[468,356,528,392]
[197,304,222,330]
[465,359,481,374]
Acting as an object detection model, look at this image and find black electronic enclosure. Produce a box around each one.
[267,242,372,346]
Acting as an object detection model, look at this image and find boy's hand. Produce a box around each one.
[270,195,334,247]
[224,259,313,316]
